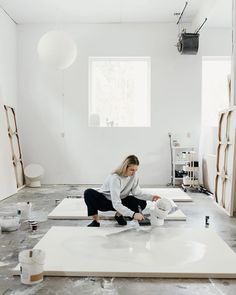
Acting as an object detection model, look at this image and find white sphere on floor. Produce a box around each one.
[24,164,44,187]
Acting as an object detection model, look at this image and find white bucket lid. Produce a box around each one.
[19,249,45,265]
[17,202,28,210]
[153,198,172,219]
[24,164,44,178]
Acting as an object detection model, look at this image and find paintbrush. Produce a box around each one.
[137,205,151,226]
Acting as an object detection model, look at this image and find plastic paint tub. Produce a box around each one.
[19,249,45,285]
[16,202,29,219]
[150,209,164,226]
[0,215,20,232]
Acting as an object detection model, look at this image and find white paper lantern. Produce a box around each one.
[37,31,77,70]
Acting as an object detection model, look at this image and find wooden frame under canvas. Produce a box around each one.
[215,106,236,216]
[4,105,25,188]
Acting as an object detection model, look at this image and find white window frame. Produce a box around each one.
[202,56,231,127]
[88,56,151,127]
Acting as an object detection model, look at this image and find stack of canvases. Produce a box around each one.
[4,105,25,188]
[215,106,236,216]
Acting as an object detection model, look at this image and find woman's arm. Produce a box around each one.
[110,176,134,217]
[131,176,159,201]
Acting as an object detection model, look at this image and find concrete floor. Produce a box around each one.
[0,185,236,295]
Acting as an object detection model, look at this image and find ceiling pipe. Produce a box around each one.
[0,5,17,24]
[191,0,217,32]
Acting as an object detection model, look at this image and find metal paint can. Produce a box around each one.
[205,216,210,227]
[55,199,60,205]
[30,221,38,231]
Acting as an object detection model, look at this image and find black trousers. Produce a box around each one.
[84,188,146,216]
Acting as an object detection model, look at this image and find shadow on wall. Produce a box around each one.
[202,154,216,194]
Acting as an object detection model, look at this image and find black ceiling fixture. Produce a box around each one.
[176,1,207,55]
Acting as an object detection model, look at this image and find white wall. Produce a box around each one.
[0,9,18,200]
[17,24,201,185]
[199,28,231,191]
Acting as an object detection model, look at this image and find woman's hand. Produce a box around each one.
[133,213,144,221]
[152,195,161,202]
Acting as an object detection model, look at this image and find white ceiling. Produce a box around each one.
[0,0,231,28]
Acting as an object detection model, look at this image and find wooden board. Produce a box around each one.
[215,107,236,216]
[4,105,25,188]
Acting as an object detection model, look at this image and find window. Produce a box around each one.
[202,56,231,127]
[89,57,151,127]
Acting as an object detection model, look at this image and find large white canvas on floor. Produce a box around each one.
[48,198,186,221]
[14,226,236,278]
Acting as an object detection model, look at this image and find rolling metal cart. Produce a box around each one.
[182,151,199,192]
[171,146,195,187]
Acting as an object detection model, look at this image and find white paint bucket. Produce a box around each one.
[150,209,164,226]
[19,249,45,285]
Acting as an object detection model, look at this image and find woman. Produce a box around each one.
[84,155,160,227]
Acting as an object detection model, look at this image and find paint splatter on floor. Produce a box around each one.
[0,261,9,267]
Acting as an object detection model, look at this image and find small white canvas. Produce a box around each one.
[90,187,193,202]
[13,226,236,278]
[138,188,193,202]
[48,198,186,221]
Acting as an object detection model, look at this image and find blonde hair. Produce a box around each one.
[113,155,139,176]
